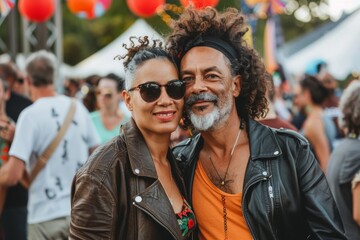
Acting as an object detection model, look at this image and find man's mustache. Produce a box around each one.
[185,93,218,108]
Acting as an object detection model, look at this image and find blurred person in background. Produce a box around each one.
[0,78,18,240]
[63,78,82,100]
[12,74,30,99]
[304,59,343,140]
[327,80,360,240]
[82,74,101,112]
[318,72,344,141]
[293,75,336,172]
[0,63,32,122]
[91,73,130,144]
[70,37,196,239]
[0,50,100,240]
[0,63,31,240]
[0,62,30,98]
[259,75,297,131]
[271,68,293,123]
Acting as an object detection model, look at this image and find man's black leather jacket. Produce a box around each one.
[173,119,346,240]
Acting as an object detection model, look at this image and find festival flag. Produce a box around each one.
[0,0,15,25]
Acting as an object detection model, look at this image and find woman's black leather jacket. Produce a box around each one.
[172,119,346,240]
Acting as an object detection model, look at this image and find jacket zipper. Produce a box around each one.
[243,161,276,240]
[267,160,274,222]
[266,160,277,239]
[243,175,268,240]
[133,203,178,240]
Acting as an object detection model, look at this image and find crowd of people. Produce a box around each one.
[0,6,359,240]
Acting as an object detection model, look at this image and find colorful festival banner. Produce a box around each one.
[0,0,15,25]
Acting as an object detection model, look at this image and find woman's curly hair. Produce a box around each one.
[116,36,176,90]
[166,7,269,121]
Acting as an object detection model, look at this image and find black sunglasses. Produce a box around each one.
[128,79,185,103]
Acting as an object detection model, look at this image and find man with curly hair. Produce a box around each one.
[169,7,346,240]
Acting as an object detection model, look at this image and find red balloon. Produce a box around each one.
[180,0,219,9]
[18,0,55,23]
[126,0,165,18]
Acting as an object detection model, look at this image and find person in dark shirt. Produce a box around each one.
[0,63,31,240]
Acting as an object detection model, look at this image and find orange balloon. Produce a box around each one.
[180,0,219,9]
[67,0,96,13]
[127,0,165,18]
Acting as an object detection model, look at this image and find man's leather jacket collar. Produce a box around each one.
[175,119,285,165]
[247,119,283,160]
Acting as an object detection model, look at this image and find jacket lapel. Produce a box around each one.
[248,119,282,161]
[133,180,183,239]
[122,119,183,239]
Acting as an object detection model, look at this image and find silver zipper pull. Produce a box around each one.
[268,185,274,198]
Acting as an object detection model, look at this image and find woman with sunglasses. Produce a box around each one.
[70,37,196,240]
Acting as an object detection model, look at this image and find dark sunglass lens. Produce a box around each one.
[166,81,185,100]
[140,83,161,102]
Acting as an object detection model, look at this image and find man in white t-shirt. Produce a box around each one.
[0,50,100,240]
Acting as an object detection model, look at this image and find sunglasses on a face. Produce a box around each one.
[128,79,185,103]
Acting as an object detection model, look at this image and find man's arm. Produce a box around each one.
[297,142,346,239]
[0,156,25,186]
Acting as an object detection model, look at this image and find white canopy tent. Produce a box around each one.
[280,8,360,80]
[73,19,163,78]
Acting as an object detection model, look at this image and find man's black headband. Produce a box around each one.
[180,35,238,62]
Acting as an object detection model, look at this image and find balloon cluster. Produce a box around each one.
[18,0,112,22]
[17,0,221,23]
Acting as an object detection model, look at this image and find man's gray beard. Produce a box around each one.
[188,95,233,131]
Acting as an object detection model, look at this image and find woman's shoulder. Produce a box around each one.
[76,135,127,180]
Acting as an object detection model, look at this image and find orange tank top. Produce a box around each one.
[192,161,252,240]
